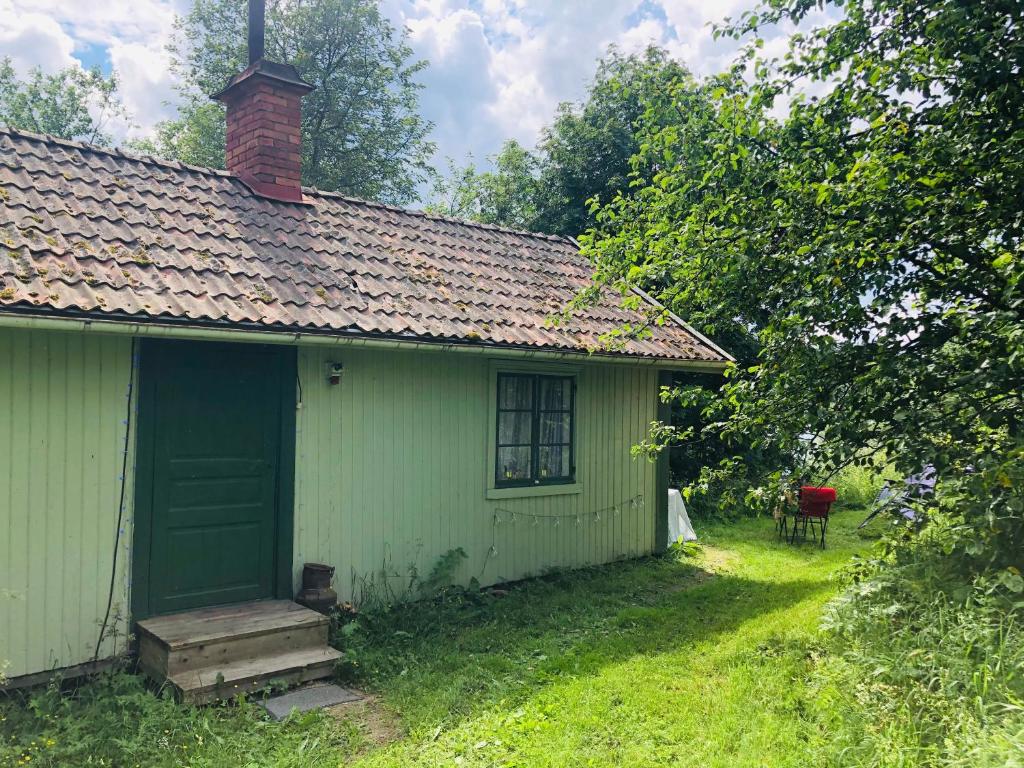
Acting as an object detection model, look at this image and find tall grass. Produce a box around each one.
[0,671,367,766]
[829,462,888,509]
[814,533,1024,766]
[1,515,866,768]
[4,511,1018,766]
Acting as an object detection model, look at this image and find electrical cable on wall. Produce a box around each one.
[94,337,138,663]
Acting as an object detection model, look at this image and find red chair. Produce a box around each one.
[793,486,836,548]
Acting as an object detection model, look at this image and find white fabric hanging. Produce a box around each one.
[668,488,697,544]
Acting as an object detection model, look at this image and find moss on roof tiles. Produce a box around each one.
[0,127,726,362]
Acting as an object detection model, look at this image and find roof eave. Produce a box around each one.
[563,236,735,365]
[0,307,729,371]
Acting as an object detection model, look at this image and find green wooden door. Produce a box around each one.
[136,340,294,617]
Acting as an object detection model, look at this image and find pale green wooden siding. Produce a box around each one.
[294,347,659,602]
[0,329,133,678]
[1,329,659,679]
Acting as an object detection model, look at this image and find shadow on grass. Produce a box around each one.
[339,554,835,729]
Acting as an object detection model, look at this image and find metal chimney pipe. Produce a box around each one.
[248,0,265,64]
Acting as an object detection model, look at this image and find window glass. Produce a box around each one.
[498,411,532,445]
[495,372,575,487]
[539,412,571,444]
[497,446,532,481]
[539,377,570,410]
[538,445,570,479]
[499,375,533,410]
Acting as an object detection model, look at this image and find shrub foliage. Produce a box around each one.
[582,0,1024,761]
[583,0,1023,577]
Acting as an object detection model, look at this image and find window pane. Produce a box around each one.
[498,411,532,445]
[538,445,570,479]
[497,446,532,482]
[539,377,571,410]
[499,375,532,410]
[539,412,571,444]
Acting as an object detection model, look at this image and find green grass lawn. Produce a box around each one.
[1,510,869,767]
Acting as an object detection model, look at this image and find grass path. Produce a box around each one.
[0,511,867,767]
[348,510,866,767]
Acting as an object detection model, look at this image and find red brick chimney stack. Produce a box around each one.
[212,0,314,203]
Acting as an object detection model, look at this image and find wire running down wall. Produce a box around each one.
[0,329,133,678]
[0,331,661,680]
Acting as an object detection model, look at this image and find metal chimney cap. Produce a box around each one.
[211,58,315,102]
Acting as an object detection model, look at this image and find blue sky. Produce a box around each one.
[0,0,798,190]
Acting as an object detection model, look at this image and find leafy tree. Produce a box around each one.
[155,0,435,205]
[533,45,694,237]
[583,0,1024,565]
[430,46,694,236]
[135,102,226,170]
[426,140,539,230]
[0,59,127,145]
[425,157,485,221]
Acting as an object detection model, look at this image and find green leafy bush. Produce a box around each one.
[829,463,888,510]
[814,501,1024,767]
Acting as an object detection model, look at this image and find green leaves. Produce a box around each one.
[426,141,541,230]
[427,45,702,236]
[157,0,435,205]
[997,568,1024,594]
[991,252,1015,271]
[0,59,128,145]
[579,0,1024,556]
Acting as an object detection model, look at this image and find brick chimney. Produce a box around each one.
[212,0,314,203]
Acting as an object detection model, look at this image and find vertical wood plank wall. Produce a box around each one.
[0,330,659,679]
[0,329,133,679]
[294,347,659,603]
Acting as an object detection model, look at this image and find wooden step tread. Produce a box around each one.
[168,646,344,695]
[137,600,328,650]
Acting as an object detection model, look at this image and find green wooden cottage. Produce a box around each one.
[0,37,730,696]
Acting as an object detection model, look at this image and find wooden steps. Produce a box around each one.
[136,600,342,704]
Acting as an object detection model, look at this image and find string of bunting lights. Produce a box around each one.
[483,493,646,560]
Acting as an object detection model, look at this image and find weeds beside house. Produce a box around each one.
[1,0,1022,764]
[3,512,1021,766]
[819,576,1024,766]
[1,590,13,687]
[0,514,862,767]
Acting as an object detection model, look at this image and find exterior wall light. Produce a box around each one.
[326,361,344,385]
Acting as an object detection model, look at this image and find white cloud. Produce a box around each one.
[108,41,178,138]
[655,0,754,75]
[382,0,801,173]
[14,0,184,49]
[0,3,78,75]
[615,18,675,56]
[3,0,823,194]
[2,0,183,139]
[391,0,650,164]
[403,6,503,163]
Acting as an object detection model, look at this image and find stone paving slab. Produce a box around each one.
[261,683,363,721]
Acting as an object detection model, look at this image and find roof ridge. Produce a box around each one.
[0,125,238,180]
[304,186,572,244]
[0,125,575,246]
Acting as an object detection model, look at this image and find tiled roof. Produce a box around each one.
[0,128,728,363]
